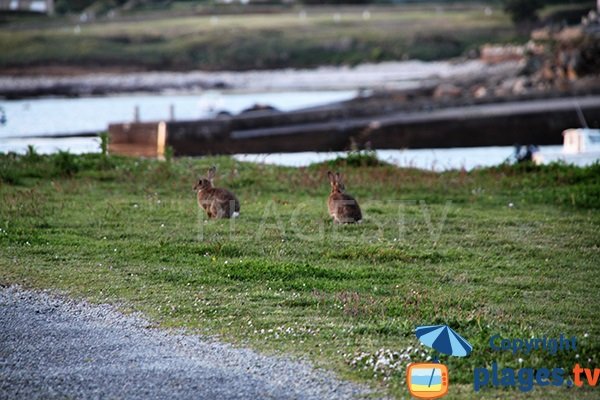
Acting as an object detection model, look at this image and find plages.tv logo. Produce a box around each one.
[407,325,473,399]
[474,334,599,392]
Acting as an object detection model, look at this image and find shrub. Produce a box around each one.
[321,149,388,168]
[53,151,79,176]
[503,0,544,23]
[23,145,40,162]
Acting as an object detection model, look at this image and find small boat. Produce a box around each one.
[562,128,600,154]
[533,128,600,166]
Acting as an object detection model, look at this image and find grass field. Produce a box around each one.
[0,4,522,71]
[0,150,598,398]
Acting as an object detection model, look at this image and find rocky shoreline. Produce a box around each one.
[0,60,519,99]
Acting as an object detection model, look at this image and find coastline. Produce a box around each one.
[0,59,520,99]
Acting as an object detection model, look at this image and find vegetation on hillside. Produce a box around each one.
[1,1,595,72]
[0,5,521,72]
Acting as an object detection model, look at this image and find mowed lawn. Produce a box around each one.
[0,153,599,399]
[0,5,518,71]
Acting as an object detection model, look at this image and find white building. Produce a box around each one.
[0,0,53,15]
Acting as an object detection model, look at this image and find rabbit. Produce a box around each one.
[327,171,362,224]
[194,166,240,219]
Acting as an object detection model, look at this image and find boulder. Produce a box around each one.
[433,83,462,99]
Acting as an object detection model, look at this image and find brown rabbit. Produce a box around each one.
[194,166,240,219]
[327,171,362,224]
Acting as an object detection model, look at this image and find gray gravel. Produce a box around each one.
[0,285,375,400]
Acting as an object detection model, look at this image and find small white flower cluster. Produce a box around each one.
[346,345,429,380]
[253,324,320,340]
[0,227,7,235]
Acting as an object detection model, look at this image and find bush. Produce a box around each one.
[23,145,40,163]
[322,149,388,168]
[503,0,544,23]
[96,131,115,170]
[53,151,79,177]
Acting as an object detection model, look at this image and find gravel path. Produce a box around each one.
[0,286,375,400]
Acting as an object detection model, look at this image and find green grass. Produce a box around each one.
[0,5,523,71]
[0,152,599,399]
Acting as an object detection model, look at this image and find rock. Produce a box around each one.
[480,44,525,64]
[500,78,517,93]
[472,85,488,99]
[525,40,545,56]
[556,26,584,43]
[216,111,232,118]
[240,103,279,114]
[512,78,528,95]
[433,83,462,99]
[531,28,551,41]
[541,61,555,81]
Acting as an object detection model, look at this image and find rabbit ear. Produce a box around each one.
[335,172,343,184]
[327,171,336,185]
[207,166,216,180]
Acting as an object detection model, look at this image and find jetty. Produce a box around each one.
[108,95,600,158]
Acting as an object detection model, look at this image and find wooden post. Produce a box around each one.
[157,121,167,160]
[169,104,175,121]
[134,106,140,122]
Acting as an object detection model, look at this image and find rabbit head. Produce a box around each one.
[194,166,217,192]
[328,171,345,193]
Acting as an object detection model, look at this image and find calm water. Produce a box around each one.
[0,90,357,153]
[0,90,596,171]
[233,146,585,172]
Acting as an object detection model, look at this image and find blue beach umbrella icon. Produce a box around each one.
[415,325,473,357]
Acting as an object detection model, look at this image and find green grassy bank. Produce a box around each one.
[0,151,599,398]
[0,5,521,72]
